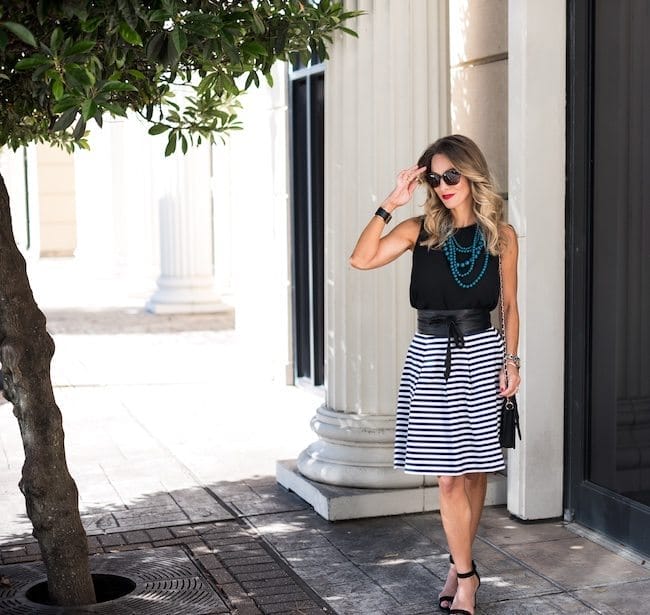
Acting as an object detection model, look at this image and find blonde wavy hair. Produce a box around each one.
[417,134,505,255]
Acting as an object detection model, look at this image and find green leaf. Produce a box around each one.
[148,123,170,135]
[53,96,81,113]
[81,99,97,121]
[164,132,177,156]
[1,22,37,47]
[52,108,77,131]
[165,35,181,66]
[149,9,172,22]
[72,116,86,140]
[127,69,147,80]
[50,26,63,52]
[15,55,49,70]
[81,16,104,33]
[99,80,138,93]
[145,31,166,62]
[251,12,266,34]
[170,28,187,55]
[64,40,96,57]
[52,80,64,100]
[242,41,268,58]
[119,22,143,46]
[101,102,127,117]
[0,29,8,52]
[66,64,95,88]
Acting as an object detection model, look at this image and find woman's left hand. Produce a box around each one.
[499,365,521,397]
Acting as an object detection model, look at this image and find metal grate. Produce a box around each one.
[0,547,230,614]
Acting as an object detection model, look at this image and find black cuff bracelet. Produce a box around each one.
[374,207,392,224]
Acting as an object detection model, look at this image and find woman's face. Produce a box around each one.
[429,153,473,214]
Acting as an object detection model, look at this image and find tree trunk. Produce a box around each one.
[0,171,96,606]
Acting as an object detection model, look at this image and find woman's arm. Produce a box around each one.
[349,165,425,270]
[499,224,521,397]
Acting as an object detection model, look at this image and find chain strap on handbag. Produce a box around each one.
[498,255,522,448]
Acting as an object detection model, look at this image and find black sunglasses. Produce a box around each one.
[425,168,462,188]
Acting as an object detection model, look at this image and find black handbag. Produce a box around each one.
[499,396,521,448]
[498,256,522,449]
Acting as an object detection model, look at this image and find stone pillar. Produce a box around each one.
[295,0,449,489]
[146,144,223,314]
[506,0,565,519]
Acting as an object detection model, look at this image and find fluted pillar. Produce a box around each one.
[146,144,223,313]
[296,0,449,488]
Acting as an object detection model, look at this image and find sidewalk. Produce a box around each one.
[1,258,649,614]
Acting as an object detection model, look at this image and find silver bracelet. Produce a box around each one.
[504,353,521,368]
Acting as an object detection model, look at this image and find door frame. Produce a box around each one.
[565,0,650,556]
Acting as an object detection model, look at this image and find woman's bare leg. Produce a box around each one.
[437,473,486,613]
[465,472,487,542]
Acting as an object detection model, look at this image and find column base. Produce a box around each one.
[296,405,426,489]
[146,276,227,314]
[277,459,507,521]
[145,300,231,315]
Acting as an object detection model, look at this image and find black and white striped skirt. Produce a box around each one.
[393,328,506,476]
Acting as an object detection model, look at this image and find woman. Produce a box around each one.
[349,134,520,615]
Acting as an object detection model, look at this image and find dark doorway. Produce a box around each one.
[289,59,325,386]
[567,0,650,556]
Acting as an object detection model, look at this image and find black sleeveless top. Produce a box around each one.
[409,218,499,311]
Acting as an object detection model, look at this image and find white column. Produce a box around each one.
[146,144,223,314]
[296,0,449,488]
[507,0,565,519]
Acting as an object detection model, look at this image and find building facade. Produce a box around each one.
[0,0,647,558]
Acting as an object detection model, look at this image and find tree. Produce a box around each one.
[0,0,359,606]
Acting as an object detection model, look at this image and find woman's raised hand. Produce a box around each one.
[383,165,427,210]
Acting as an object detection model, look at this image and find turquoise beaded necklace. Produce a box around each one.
[442,224,489,289]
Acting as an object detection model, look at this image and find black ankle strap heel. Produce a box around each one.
[449,566,481,615]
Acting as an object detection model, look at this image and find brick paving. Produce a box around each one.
[0,517,331,614]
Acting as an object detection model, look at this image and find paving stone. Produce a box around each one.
[24,543,41,555]
[145,527,174,541]
[152,535,204,547]
[2,554,39,564]
[225,554,276,567]
[228,562,281,575]
[573,579,650,614]
[479,510,571,547]
[479,591,598,614]
[260,599,320,614]
[197,553,221,569]
[359,560,441,605]
[253,590,309,605]
[236,568,291,582]
[170,525,199,537]
[210,567,237,585]
[122,529,151,544]
[97,533,125,547]
[112,508,189,528]
[249,584,314,598]
[506,537,650,590]
[231,605,264,615]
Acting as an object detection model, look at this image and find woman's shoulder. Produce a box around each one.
[499,223,518,253]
